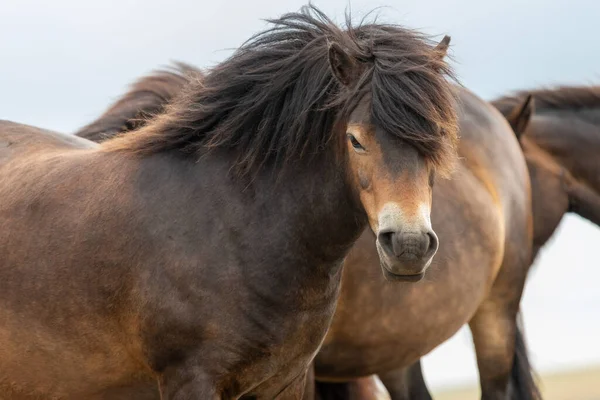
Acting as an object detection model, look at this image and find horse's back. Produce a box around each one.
[0,120,96,164]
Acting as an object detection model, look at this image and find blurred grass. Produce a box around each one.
[433,365,600,400]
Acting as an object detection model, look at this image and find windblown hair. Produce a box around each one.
[103,5,459,177]
[76,62,203,142]
[493,85,600,117]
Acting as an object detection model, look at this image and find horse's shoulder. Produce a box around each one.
[453,89,531,237]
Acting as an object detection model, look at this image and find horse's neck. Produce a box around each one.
[551,109,600,226]
[249,156,366,267]
[529,109,600,253]
[176,152,367,311]
[143,151,366,274]
[537,110,600,179]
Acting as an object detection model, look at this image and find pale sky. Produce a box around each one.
[1,0,599,391]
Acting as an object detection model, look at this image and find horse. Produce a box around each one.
[76,63,395,400]
[311,86,537,400]
[0,6,459,400]
[73,54,537,399]
[348,84,600,400]
[493,86,600,260]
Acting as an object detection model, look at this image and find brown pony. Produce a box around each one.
[311,86,537,400]
[493,86,600,259]
[74,57,537,399]
[0,6,459,400]
[351,84,600,400]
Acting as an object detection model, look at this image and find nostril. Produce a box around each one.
[377,231,394,254]
[425,231,438,256]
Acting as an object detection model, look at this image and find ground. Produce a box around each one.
[434,365,600,400]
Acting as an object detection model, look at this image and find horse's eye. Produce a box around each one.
[347,133,366,153]
[429,171,435,187]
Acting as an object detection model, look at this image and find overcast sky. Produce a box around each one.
[1,0,599,391]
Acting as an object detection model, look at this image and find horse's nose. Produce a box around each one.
[377,229,438,279]
[378,230,438,260]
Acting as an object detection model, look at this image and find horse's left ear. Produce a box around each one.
[434,35,451,60]
[328,42,359,87]
[506,94,535,140]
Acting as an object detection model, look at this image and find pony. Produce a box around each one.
[349,83,600,400]
[494,86,600,259]
[75,51,538,400]
[0,5,457,399]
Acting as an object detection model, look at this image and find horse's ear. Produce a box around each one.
[506,95,535,140]
[328,42,358,87]
[434,35,451,60]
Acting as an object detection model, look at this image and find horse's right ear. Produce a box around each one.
[506,95,535,140]
[328,42,358,87]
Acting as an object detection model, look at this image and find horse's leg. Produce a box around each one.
[468,299,540,400]
[347,376,392,400]
[378,360,432,400]
[469,301,515,400]
[302,364,316,400]
[315,376,391,400]
[158,366,220,400]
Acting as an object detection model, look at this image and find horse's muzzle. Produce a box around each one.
[376,229,438,281]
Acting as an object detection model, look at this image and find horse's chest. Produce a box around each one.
[223,291,339,396]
